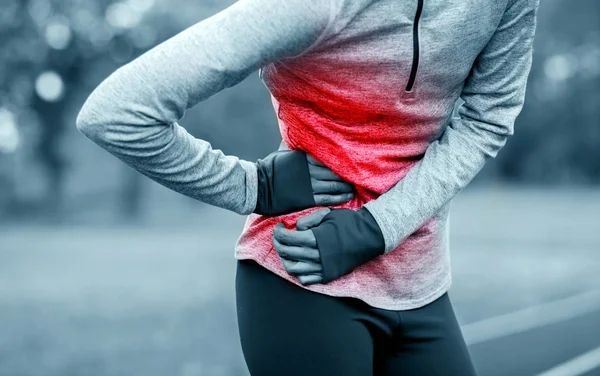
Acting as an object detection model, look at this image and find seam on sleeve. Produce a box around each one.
[281,0,338,60]
[239,159,258,215]
[362,202,397,253]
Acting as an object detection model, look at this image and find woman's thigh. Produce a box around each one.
[379,292,478,376]
[235,259,375,376]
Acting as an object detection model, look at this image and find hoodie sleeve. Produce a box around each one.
[363,0,540,253]
[76,0,336,215]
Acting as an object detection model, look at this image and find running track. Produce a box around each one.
[0,185,598,375]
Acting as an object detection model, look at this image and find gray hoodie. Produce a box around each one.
[76,0,540,310]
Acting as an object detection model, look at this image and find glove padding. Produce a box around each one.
[254,150,315,216]
[310,207,385,283]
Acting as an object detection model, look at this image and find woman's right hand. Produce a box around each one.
[254,149,354,216]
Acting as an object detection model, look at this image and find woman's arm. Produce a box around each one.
[76,0,336,215]
[364,0,541,253]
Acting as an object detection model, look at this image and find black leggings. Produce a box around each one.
[235,259,478,376]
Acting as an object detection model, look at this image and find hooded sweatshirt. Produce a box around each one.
[76,0,540,310]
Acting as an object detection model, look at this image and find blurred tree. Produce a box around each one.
[0,0,598,225]
[0,0,189,220]
[496,0,600,184]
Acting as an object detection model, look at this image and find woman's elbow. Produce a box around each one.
[76,73,126,141]
[75,101,104,142]
[75,90,124,144]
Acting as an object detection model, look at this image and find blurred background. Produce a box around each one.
[0,0,599,375]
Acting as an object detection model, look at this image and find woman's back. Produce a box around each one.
[235,0,531,309]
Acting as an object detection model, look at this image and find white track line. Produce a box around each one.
[536,345,600,376]
[461,289,600,346]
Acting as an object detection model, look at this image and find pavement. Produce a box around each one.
[0,184,599,376]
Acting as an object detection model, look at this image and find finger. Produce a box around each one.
[298,274,324,285]
[311,179,354,194]
[295,208,331,231]
[273,236,320,262]
[314,193,354,206]
[280,258,323,275]
[308,163,344,181]
[273,224,317,248]
[305,153,327,167]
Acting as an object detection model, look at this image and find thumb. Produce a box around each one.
[296,208,331,231]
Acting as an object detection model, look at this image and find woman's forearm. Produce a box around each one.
[75,0,334,215]
[363,0,540,253]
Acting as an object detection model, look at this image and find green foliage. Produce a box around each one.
[0,0,598,221]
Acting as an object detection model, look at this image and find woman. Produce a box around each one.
[76,0,540,374]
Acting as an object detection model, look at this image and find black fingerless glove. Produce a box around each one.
[254,150,316,216]
[310,207,386,283]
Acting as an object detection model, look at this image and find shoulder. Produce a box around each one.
[279,0,376,60]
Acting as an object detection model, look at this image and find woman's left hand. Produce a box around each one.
[271,207,386,285]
